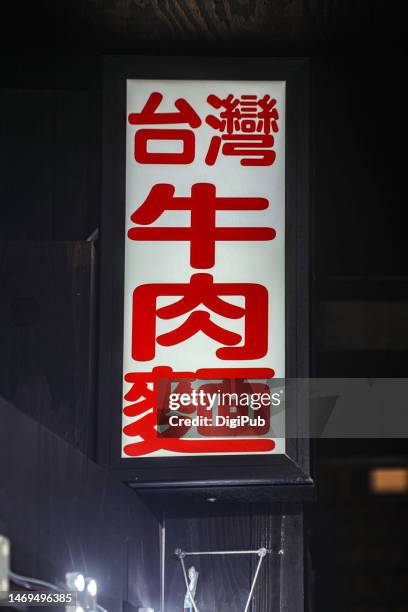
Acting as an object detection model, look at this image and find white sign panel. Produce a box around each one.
[122,79,285,458]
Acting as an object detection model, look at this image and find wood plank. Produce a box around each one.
[54,90,101,240]
[0,89,100,241]
[0,242,96,456]
[0,91,55,240]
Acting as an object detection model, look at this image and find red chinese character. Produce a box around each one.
[128,183,276,269]
[205,94,279,166]
[123,367,194,456]
[128,92,201,164]
[132,273,268,361]
[122,367,276,457]
[123,368,196,443]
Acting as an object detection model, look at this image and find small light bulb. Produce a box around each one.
[74,574,85,592]
[87,578,97,597]
[76,606,84,612]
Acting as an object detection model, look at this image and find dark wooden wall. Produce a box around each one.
[0,89,100,241]
[163,502,303,612]
[1,2,408,608]
[310,462,408,612]
[0,242,96,456]
[312,57,408,378]
[310,56,408,612]
[0,397,161,612]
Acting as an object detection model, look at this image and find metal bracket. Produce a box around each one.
[174,546,282,612]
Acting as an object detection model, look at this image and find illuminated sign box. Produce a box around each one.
[99,57,311,498]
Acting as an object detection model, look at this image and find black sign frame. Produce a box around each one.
[99,56,312,499]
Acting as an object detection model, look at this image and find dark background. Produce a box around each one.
[1,1,408,611]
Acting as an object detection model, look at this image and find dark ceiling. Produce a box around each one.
[1,0,406,89]
[5,0,408,56]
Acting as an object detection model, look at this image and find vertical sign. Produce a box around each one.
[123,80,285,458]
